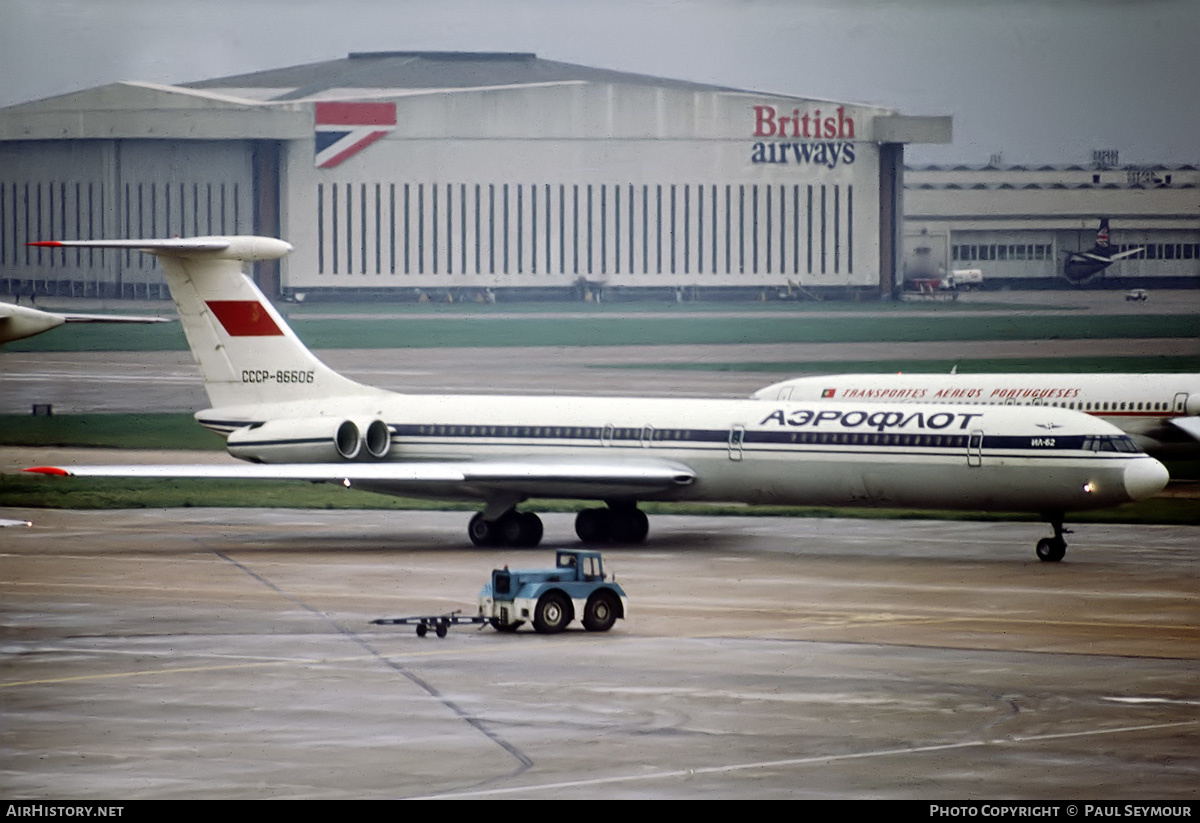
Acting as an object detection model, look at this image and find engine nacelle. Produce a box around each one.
[1186,393,1200,417]
[363,418,391,459]
[226,418,390,463]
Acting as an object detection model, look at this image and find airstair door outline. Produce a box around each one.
[728,425,745,461]
[1174,393,1188,413]
[967,429,983,467]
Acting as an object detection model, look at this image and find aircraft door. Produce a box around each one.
[967,430,983,467]
[728,425,745,461]
[1174,392,1188,413]
[641,425,655,448]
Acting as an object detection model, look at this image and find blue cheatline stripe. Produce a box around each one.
[202,419,1141,457]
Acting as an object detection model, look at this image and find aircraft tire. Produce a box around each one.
[575,508,610,544]
[1036,537,1066,562]
[610,508,649,544]
[497,512,524,545]
[582,592,618,632]
[517,512,544,547]
[533,592,571,634]
[493,511,544,547]
[468,512,498,547]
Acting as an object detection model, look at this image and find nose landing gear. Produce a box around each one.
[1036,517,1072,562]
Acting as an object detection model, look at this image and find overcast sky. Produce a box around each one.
[2,0,1196,166]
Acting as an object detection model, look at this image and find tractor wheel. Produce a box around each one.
[532,592,571,634]
[582,592,618,632]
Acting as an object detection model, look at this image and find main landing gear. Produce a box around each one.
[468,510,543,547]
[574,503,649,544]
[466,502,651,547]
[1035,517,1072,562]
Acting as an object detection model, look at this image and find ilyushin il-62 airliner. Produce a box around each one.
[24,237,1169,562]
[753,373,1200,456]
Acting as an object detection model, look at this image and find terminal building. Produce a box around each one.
[904,156,1200,289]
[0,51,1195,300]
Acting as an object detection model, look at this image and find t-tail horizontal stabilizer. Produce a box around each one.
[28,237,374,409]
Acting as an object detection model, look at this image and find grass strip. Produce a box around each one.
[0,413,224,450]
[2,474,1195,525]
[8,312,1197,352]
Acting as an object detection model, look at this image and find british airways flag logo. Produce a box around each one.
[314,102,397,169]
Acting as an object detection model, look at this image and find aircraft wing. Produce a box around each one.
[25,458,697,500]
[56,313,171,325]
[1,301,170,344]
[1070,248,1143,264]
[1105,247,1145,262]
[1168,416,1200,443]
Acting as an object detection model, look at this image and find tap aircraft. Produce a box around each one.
[752,373,1200,456]
[23,237,1169,562]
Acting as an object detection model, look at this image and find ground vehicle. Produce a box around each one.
[948,268,984,290]
[479,550,628,634]
[1125,288,1149,303]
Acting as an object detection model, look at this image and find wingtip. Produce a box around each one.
[23,466,71,476]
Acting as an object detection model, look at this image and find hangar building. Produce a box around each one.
[0,51,948,299]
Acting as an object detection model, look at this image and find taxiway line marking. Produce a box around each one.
[419,719,1200,799]
[0,643,519,690]
[4,579,1195,637]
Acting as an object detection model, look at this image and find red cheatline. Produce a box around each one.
[24,467,70,475]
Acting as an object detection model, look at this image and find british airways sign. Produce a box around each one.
[750,105,857,169]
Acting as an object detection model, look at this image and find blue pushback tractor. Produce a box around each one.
[479,550,628,634]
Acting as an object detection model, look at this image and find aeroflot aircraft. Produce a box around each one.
[24,237,1169,562]
[752,373,1200,456]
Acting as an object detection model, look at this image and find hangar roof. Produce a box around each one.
[0,51,949,144]
[186,51,746,101]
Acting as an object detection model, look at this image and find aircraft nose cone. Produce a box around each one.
[1124,458,1170,501]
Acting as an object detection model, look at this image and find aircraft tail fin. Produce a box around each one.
[1095,218,1111,250]
[29,237,370,408]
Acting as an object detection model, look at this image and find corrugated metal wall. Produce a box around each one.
[0,140,253,297]
[309,180,857,282]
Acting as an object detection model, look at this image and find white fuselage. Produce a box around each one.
[752,373,1200,455]
[200,392,1165,515]
[27,237,1170,536]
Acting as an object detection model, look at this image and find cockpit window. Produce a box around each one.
[1082,435,1142,453]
